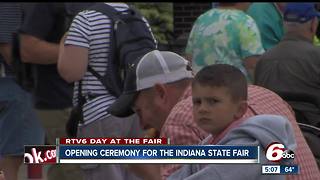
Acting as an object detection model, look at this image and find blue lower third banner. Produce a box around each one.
[58,145,259,164]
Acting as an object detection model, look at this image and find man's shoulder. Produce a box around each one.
[263,38,320,59]
[81,3,129,14]
[174,86,192,111]
[105,2,129,9]
[166,95,193,124]
[247,85,291,110]
[74,3,134,27]
[162,86,193,127]
[247,3,274,13]
[257,43,282,60]
[248,85,282,101]
[175,96,193,113]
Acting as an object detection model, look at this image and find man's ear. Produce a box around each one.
[153,83,167,101]
[234,101,248,120]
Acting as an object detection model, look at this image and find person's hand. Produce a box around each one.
[144,128,159,138]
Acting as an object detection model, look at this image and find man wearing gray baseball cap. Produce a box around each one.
[108,50,193,130]
[107,50,201,179]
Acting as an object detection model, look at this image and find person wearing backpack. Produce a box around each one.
[58,2,157,180]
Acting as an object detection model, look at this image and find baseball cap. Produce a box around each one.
[107,50,193,117]
[284,3,320,23]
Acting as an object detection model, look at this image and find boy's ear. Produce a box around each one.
[234,101,248,120]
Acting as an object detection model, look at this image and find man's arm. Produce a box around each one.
[0,44,12,65]
[57,33,88,83]
[243,55,260,82]
[19,3,62,65]
[19,34,59,64]
[246,3,283,50]
[185,21,198,65]
[238,15,265,81]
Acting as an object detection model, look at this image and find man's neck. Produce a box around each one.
[285,31,314,43]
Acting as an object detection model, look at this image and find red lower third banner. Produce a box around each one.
[59,138,169,145]
[24,145,56,164]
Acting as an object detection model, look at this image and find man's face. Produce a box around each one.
[192,84,246,136]
[133,88,164,131]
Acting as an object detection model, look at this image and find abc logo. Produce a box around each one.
[266,143,295,162]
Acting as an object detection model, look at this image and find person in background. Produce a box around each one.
[106,50,193,180]
[255,3,320,128]
[161,84,320,180]
[110,60,297,180]
[167,64,296,180]
[247,3,286,50]
[248,3,320,48]
[108,50,319,179]
[18,3,88,180]
[185,2,265,82]
[0,3,45,180]
[19,3,73,145]
[58,2,149,180]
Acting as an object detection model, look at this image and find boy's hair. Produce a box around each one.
[193,64,248,101]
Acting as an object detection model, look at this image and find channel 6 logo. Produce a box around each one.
[266,142,295,162]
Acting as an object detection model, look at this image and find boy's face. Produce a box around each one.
[192,84,247,135]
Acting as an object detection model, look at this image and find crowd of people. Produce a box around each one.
[0,2,320,180]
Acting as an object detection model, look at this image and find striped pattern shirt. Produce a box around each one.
[0,3,22,76]
[65,3,128,125]
[0,3,22,44]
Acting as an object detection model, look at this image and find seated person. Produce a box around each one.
[254,3,320,128]
[161,84,320,180]
[108,51,316,179]
[167,64,296,180]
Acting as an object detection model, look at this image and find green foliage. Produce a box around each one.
[130,2,173,45]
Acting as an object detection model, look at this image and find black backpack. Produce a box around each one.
[66,3,157,137]
[87,3,157,97]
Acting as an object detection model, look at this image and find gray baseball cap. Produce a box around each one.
[107,50,193,117]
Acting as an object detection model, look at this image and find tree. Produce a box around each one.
[131,3,173,45]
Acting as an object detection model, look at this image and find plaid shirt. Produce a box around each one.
[161,85,319,180]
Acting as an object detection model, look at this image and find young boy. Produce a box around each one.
[167,64,297,180]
